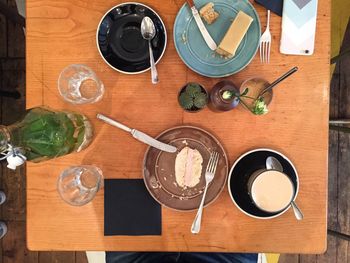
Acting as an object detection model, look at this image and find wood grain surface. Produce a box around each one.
[26,0,331,253]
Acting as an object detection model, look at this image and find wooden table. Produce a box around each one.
[26,0,330,253]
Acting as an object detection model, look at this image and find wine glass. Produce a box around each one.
[58,64,104,104]
[57,165,103,206]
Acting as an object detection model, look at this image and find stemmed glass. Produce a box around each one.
[57,165,103,206]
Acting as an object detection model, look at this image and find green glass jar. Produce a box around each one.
[0,107,93,164]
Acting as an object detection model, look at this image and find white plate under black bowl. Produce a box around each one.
[96,2,167,74]
[228,148,299,219]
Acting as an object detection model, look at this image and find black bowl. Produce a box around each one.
[228,148,299,219]
[96,2,167,74]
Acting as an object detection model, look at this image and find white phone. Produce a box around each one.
[280,0,318,55]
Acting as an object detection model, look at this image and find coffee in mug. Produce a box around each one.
[249,170,295,213]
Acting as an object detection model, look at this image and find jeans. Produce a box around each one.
[106,252,258,263]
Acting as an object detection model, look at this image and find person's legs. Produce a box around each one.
[106,251,258,263]
[180,252,258,263]
[106,252,180,263]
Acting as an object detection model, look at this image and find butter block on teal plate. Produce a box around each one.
[174,0,261,78]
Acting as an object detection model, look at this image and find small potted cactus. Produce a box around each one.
[178,83,208,112]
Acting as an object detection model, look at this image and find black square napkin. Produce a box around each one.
[254,0,284,16]
[104,179,161,236]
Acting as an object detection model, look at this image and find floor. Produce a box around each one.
[0,0,349,262]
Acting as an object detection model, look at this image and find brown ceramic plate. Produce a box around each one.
[143,126,229,211]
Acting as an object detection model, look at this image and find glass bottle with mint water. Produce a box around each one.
[0,107,93,164]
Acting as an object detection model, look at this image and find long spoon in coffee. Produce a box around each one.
[259,67,298,97]
[266,156,304,220]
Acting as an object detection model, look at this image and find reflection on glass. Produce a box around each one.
[57,165,103,206]
[58,64,104,104]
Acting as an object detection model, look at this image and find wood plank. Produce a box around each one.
[325,11,350,263]
[338,18,350,117]
[25,0,330,253]
[0,1,25,27]
[337,133,350,235]
[331,0,350,59]
[0,56,26,263]
[2,221,38,263]
[0,58,26,221]
[0,23,26,262]
[0,0,7,58]
[6,36,24,58]
[328,26,341,231]
[299,254,317,263]
[1,166,26,221]
[0,44,4,263]
[278,254,299,263]
[0,169,4,263]
[330,1,350,74]
[328,128,339,232]
[336,238,348,263]
[7,0,25,58]
[0,59,25,122]
[317,235,337,263]
[75,252,88,263]
[337,19,350,237]
[38,252,75,263]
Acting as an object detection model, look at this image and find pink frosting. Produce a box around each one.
[184,148,194,186]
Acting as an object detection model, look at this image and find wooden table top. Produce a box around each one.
[26,0,330,253]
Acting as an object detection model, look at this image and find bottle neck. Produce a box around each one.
[0,125,22,151]
[0,126,11,151]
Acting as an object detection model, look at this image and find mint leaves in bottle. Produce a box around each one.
[0,107,93,163]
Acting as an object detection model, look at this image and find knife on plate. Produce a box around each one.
[97,114,177,153]
[186,0,217,51]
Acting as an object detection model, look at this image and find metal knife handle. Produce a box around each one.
[148,41,159,84]
[96,114,132,133]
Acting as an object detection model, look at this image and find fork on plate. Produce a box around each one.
[260,10,271,64]
[191,152,220,234]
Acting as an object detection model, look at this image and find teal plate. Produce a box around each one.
[174,0,261,78]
